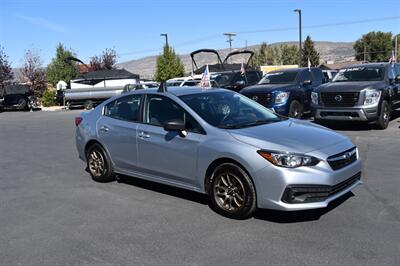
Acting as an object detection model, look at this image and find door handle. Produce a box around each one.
[138,131,150,139]
[99,126,109,133]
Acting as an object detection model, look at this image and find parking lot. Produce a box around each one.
[0,110,399,265]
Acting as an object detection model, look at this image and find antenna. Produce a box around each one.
[158,81,167,92]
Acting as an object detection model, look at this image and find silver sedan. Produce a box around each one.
[75,86,362,219]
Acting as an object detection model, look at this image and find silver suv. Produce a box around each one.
[75,86,362,219]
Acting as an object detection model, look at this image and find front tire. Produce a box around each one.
[208,163,257,219]
[86,144,115,182]
[375,100,390,130]
[288,100,303,119]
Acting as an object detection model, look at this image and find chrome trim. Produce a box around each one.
[315,108,368,121]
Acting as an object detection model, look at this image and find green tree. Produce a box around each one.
[154,45,185,82]
[252,42,280,67]
[392,33,400,62]
[46,43,79,86]
[279,44,299,65]
[301,36,320,67]
[0,46,13,88]
[354,31,393,62]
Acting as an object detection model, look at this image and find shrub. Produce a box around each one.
[41,89,57,107]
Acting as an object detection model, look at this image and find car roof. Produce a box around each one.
[128,86,228,97]
[267,67,317,74]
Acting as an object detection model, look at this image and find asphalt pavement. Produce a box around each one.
[0,110,399,265]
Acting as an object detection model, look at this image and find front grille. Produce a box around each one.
[244,93,272,106]
[321,92,359,107]
[282,172,361,204]
[327,147,358,170]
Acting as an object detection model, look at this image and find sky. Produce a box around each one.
[1,0,399,67]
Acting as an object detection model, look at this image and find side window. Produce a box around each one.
[246,72,260,84]
[301,70,312,82]
[104,94,142,122]
[387,66,395,80]
[311,69,323,83]
[145,95,204,134]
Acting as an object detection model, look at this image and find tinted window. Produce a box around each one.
[246,72,260,84]
[301,70,312,82]
[311,69,323,83]
[104,94,142,122]
[180,91,283,129]
[388,66,395,80]
[333,66,385,82]
[212,73,236,86]
[144,95,203,134]
[258,71,298,84]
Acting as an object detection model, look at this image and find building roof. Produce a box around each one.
[75,69,139,80]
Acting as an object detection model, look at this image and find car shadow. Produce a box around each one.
[253,192,354,223]
[117,174,353,223]
[116,174,209,205]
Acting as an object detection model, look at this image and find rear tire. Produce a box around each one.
[288,100,303,119]
[208,163,257,219]
[86,144,115,182]
[84,100,94,110]
[18,98,27,110]
[375,100,390,130]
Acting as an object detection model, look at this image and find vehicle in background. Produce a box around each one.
[312,63,400,129]
[75,86,361,219]
[64,69,140,110]
[0,84,32,112]
[240,67,325,118]
[322,69,338,82]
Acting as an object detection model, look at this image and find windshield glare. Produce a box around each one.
[179,91,283,129]
[333,67,385,82]
[259,71,298,84]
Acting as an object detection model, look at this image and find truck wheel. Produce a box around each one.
[288,100,303,119]
[86,144,115,183]
[84,100,94,110]
[18,98,27,110]
[375,100,390,130]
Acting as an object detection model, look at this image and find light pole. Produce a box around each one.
[224,32,236,51]
[294,9,302,66]
[160,33,168,47]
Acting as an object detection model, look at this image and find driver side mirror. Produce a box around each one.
[302,79,312,85]
[163,119,187,137]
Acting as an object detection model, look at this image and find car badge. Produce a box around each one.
[334,95,342,102]
[252,95,259,101]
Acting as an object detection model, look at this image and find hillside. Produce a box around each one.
[116,41,355,78]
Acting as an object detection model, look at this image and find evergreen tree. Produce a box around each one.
[0,46,14,88]
[354,31,393,62]
[154,45,185,82]
[301,36,320,67]
[279,44,299,65]
[46,43,79,86]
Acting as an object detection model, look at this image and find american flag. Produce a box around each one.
[199,64,211,88]
[240,62,246,75]
[307,57,311,71]
[389,51,396,65]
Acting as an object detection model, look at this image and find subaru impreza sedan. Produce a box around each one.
[75,86,362,219]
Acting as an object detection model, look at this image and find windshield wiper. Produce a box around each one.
[221,119,277,129]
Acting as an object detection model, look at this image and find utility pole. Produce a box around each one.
[294,9,302,67]
[245,40,248,49]
[395,36,398,61]
[224,33,236,51]
[160,33,168,47]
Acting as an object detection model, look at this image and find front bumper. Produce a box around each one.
[253,140,362,211]
[313,105,379,121]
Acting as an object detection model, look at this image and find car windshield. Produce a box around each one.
[333,67,385,82]
[259,71,298,84]
[179,91,284,129]
[211,73,236,86]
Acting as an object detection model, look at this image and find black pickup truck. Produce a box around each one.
[0,84,32,112]
[312,63,400,129]
[240,67,325,118]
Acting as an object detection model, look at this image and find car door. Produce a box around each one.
[97,94,143,171]
[300,69,315,109]
[136,94,204,186]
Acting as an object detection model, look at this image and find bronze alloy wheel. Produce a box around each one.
[88,150,106,177]
[213,172,246,213]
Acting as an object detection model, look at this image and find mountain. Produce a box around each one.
[116,41,355,79]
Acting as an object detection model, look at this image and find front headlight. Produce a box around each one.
[257,150,320,168]
[311,91,319,105]
[275,91,290,104]
[364,89,381,106]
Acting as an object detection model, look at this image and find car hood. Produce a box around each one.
[315,81,386,92]
[240,83,296,93]
[228,119,348,154]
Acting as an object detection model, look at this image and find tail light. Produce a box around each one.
[75,117,83,126]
